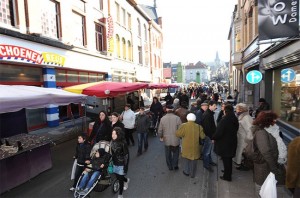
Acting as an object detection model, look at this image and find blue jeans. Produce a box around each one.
[137,132,148,154]
[164,145,179,170]
[78,171,101,190]
[203,136,213,168]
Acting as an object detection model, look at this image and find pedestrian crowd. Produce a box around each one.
[69,85,299,198]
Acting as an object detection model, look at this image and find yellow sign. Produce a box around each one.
[42,52,65,66]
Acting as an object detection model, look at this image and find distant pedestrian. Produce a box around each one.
[135,107,151,156]
[202,100,217,172]
[158,105,182,171]
[120,104,136,146]
[286,136,300,197]
[176,113,205,178]
[216,102,227,124]
[175,101,189,123]
[213,105,239,181]
[70,134,91,191]
[172,98,180,111]
[233,103,253,170]
[89,111,112,143]
[111,127,130,198]
[150,97,163,124]
[255,98,270,118]
[179,91,189,107]
[195,101,208,126]
[233,89,239,105]
[165,92,173,106]
[189,102,198,114]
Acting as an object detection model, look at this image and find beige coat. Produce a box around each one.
[176,121,205,160]
[233,112,253,164]
[158,113,182,146]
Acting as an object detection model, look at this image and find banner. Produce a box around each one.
[258,0,299,41]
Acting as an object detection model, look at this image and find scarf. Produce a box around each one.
[264,124,287,164]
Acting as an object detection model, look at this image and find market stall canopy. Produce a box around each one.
[148,83,169,89]
[168,84,179,88]
[64,81,148,98]
[0,85,87,114]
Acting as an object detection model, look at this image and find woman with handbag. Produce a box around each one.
[251,111,287,197]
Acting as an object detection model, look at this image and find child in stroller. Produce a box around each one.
[76,148,110,195]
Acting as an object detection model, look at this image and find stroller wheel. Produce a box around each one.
[112,179,120,193]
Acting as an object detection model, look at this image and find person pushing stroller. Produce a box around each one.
[77,148,110,195]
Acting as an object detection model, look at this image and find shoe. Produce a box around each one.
[124,178,130,190]
[236,165,250,171]
[210,162,217,166]
[69,187,75,191]
[174,166,179,170]
[169,167,173,171]
[220,176,231,182]
[118,195,123,198]
[83,188,89,193]
[183,171,189,176]
[221,170,224,173]
[204,166,214,172]
[144,148,148,152]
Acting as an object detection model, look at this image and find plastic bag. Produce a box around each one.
[71,159,77,180]
[259,172,277,198]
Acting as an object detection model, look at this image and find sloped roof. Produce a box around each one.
[185,61,208,69]
[139,4,159,23]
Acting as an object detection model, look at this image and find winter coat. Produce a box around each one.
[252,126,285,185]
[202,109,216,139]
[175,107,189,123]
[165,94,173,105]
[216,110,224,124]
[135,113,151,133]
[150,102,163,117]
[286,137,300,189]
[112,121,124,132]
[176,121,205,160]
[111,140,129,172]
[179,94,189,107]
[213,112,239,157]
[233,112,253,164]
[89,150,110,171]
[158,113,182,146]
[195,108,204,126]
[89,121,112,142]
[75,141,91,165]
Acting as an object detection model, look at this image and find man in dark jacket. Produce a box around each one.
[213,105,239,181]
[135,107,151,156]
[179,91,189,107]
[195,101,209,126]
[202,100,217,172]
[165,92,173,106]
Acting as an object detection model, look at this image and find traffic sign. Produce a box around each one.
[281,68,296,83]
[246,70,263,84]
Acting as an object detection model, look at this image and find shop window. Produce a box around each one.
[41,0,61,39]
[278,65,300,129]
[0,0,18,27]
[0,64,42,82]
[56,69,66,82]
[97,74,104,81]
[26,108,47,131]
[89,73,98,82]
[79,72,88,83]
[67,70,78,82]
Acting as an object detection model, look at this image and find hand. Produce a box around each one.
[212,140,215,144]
[100,164,104,168]
[160,137,164,142]
[73,156,76,159]
[85,160,90,164]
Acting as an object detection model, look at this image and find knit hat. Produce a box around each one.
[201,102,208,106]
[186,113,196,121]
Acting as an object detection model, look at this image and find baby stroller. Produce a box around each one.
[74,141,119,198]
[148,112,160,137]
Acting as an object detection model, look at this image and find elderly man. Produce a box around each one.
[176,113,205,178]
[158,105,182,171]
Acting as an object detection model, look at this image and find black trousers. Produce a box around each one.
[124,128,135,145]
[116,174,128,195]
[222,157,232,180]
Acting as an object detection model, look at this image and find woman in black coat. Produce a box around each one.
[111,112,125,131]
[89,111,112,143]
[213,105,239,181]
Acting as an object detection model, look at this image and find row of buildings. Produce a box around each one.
[227,0,299,141]
[0,0,163,130]
[163,52,230,84]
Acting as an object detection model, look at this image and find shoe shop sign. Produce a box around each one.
[0,44,66,67]
[258,0,299,41]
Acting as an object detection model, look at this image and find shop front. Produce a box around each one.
[261,40,300,142]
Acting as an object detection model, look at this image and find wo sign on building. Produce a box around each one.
[258,0,299,41]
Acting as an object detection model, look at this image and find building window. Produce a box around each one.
[116,34,120,58]
[41,0,61,39]
[116,2,120,23]
[95,23,105,52]
[122,38,126,59]
[127,13,131,30]
[122,8,126,26]
[138,46,142,64]
[144,24,147,41]
[72,11,86,46]
[127,41,132,61]
[0,0,17,26]
[137,19,141,37]
[275,65,300,129]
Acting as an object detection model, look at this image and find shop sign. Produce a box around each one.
[281,68,296,83]
[246,70,263,84]
[0,44,65,67]
[107,16,114,53]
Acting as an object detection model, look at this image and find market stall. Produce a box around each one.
[0,85,87,194]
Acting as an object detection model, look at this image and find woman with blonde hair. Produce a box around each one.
[233,103,253,170]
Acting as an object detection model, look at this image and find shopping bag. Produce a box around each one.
[259,172,277,198]
[71,159,77,180]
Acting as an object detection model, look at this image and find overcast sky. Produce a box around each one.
[139,0,237,64]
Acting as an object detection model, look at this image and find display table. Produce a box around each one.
[0,134,52,194]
